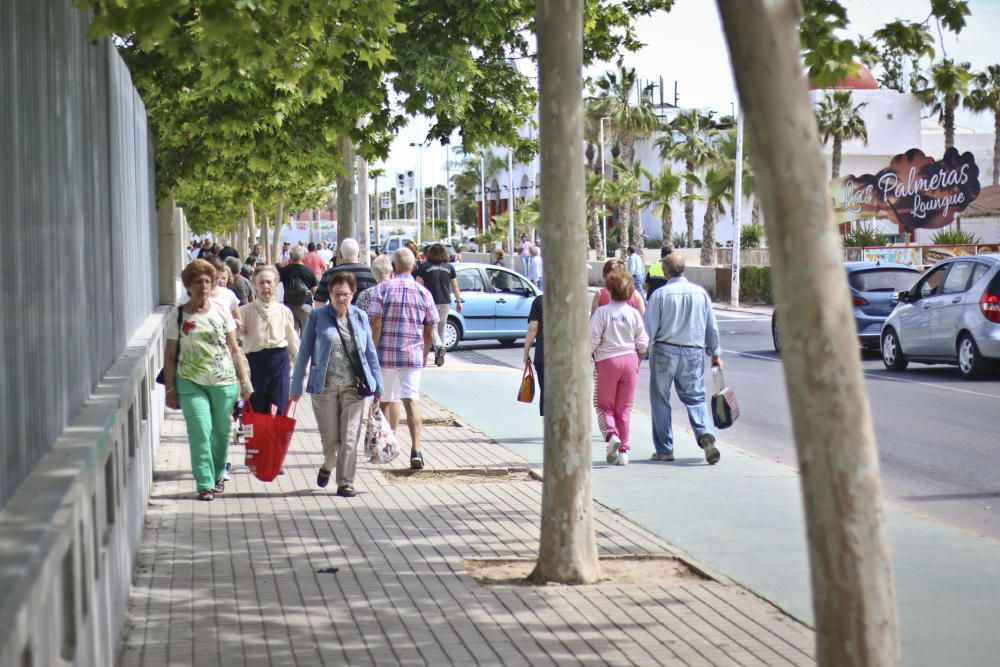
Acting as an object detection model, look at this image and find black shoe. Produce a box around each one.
[410,451,425,470]
[214,478,225,493]
[336,485,357,498]
[699,434,721,465]
[317,468,332,488]
[434,345,446,367]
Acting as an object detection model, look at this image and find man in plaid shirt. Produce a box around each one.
[369,247,439,469]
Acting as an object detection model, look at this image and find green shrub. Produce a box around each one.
[740,222,765,248]
[739,266,773,304]
[672,232,687,248]
[930,229,980,244]
[645,238,663,249]
[841,221,887,247]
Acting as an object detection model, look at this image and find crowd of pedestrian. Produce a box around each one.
[168,237,459,501]
[523,243,723,468]
[170,234,722,500]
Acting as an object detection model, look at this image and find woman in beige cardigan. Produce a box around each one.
[239,266,299,416]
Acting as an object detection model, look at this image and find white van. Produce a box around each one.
[381,235,414,255]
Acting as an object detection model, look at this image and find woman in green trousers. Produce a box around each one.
[164,259,253,501]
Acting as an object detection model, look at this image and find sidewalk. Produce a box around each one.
[118,394,815,666]
[422,360,1000,667]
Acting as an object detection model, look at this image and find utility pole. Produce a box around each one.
[374,174,381,252]
[730,108,743,307]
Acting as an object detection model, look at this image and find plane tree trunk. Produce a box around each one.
[716,2,901,665]
[528,0,600,585]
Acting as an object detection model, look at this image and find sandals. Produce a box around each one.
[214,478,225,493]
[198,489,215,502]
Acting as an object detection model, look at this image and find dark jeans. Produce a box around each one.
[534,358,544,417]
[247,347,291,415]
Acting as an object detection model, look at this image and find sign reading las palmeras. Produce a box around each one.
[832,147,981,231]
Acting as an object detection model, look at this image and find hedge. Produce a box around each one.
[739,266,772,304]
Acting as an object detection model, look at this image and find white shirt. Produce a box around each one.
[239,300,299,360]
[317,248,334,264]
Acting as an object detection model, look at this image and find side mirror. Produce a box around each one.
[893,290,910,304]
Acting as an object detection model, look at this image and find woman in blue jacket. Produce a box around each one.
[291,272,383,497]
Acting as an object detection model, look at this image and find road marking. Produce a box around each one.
[720,348,1000,399]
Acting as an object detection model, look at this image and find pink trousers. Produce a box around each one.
[594,353,639,451]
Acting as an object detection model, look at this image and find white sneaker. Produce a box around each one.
[606,435,622,464]
[616,451,629,466]
[222,462,232,481]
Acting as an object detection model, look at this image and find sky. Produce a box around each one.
[376,0,1000,190]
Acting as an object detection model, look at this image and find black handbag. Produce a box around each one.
[334,312,375,398]
[155,307,185,385]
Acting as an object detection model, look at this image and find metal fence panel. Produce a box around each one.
[0,0,157,507]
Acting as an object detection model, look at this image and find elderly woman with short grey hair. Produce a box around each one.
[354,255,393,314]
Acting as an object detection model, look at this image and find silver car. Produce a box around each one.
[881,254,1000,378]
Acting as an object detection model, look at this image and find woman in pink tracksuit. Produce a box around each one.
[590,268,649,466]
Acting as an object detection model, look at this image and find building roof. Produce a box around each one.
[964,184,1000,218]
[810,63,879,91]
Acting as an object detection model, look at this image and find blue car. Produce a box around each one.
[442,263,541,350]
[771,261,921,352]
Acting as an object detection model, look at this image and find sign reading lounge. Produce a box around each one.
[832,147,981,231]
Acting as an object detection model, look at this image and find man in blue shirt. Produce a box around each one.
[643,254,723,464]
[625,246,645,293]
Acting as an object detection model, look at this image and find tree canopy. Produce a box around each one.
[78,0,675,232]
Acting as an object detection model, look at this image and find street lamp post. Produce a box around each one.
[446,150,452,243]
[480,154,487,234]
[410,142,425,244]
[600,116,609,259]
[508,148,515,256]
[730,109,744,308]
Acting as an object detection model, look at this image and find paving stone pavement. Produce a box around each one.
[118,395,816,667]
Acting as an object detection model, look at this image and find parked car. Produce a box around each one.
[419,241,460,263]
[881,254,1000,378]
[441,263,541,351]
[772,262,922,353]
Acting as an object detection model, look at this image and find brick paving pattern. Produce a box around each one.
[118,395,815,666]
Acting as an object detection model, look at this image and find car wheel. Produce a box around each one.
[444,318,462,352]
[957,333,986,379]
[881,328,908,371]
[771,312,780,353]
[497,338,517,346]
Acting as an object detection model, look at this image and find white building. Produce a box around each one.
[485,63,999,247]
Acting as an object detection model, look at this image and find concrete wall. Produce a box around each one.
[0,2,174,665]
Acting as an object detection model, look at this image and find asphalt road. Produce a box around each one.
[450,308,1000,540]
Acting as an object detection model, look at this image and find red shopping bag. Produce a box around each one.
[243,401,297,482]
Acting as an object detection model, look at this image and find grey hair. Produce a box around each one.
[289,245,305,261]
[371,254,393,282]
[662,253,685,277]
[393,247,416,272]
[529,245,540,257]
[338,237,360,261]
[224,256,242,274]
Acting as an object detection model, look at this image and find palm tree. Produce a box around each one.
[700,166,733,266]
[589,65,661,251]
[639,167,693,246]
[965,64,1000,185]
[814,91,868,179]
[607,159,645,252]
[585,172,609,260]
[656,110,719,247]
[914,58,973,150]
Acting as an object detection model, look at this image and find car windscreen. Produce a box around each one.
[848,269,920,293]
